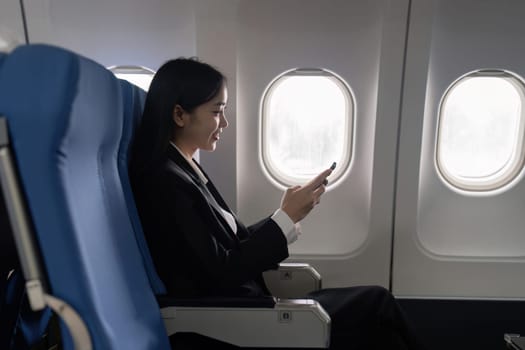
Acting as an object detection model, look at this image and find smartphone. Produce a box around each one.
[322,162,337,186]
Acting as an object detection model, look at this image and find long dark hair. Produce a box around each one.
[130,58,225,182]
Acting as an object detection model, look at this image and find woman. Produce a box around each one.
[130,58,424,349]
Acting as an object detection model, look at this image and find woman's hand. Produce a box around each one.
[280,168,333,223]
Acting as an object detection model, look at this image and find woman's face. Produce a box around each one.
[174,84,229,156]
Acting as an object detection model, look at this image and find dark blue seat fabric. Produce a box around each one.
[8,271,52,349]
[0,44,170,349]
[118,79,167,295]
[0,270,23,349]
[0,51,12,278]
[0,51,24,350]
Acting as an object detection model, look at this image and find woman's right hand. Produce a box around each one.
[280,168,333,223]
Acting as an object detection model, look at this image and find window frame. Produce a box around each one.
[259,68,355,189]
[107,65,155,91]
[435,69,525,193]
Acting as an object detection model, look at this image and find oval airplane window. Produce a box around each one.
[436,70,525,192]
[108,65,155,91]
[260,68,354,189]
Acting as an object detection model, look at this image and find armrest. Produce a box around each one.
[157,295,276,308]
[504,333,523,349]
[263,263,322,298]
[161,298,331,348]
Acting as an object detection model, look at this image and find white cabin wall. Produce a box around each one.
[394,0,525,298]
[23,0,196,70]
[235,0,409,288]
[0,0,26,51]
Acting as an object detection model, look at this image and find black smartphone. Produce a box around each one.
[322,162,337,186]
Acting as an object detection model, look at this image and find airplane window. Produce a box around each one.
[260,68,353,188]
[107,65,155,91]
[436,70,525,192]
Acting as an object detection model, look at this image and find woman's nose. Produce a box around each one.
[220,112,229,128]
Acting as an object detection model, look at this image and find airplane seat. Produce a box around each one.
[117,80,166,295]
[117,79,331,348]
[0,44,170,349]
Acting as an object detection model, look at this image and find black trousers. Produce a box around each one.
[307,286,424,349]
[170,286,425,350]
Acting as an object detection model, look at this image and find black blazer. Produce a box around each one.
[132,146,289,298]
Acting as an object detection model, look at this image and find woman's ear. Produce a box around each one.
[172,105,186,127]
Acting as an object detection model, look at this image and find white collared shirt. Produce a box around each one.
[169,142,300,244]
